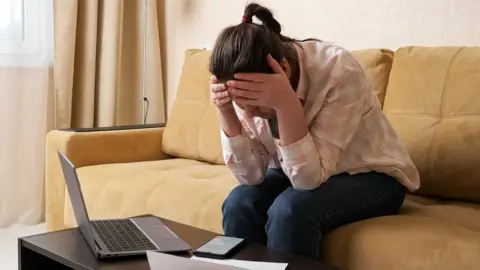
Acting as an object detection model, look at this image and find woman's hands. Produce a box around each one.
[226,54,297,111]
[210,75,242,137]
[211,54,296,112]
[209,54,307,143]
[226,54,308,147]
[210,76,233,110]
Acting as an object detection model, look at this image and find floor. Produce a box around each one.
[0,223,46,270]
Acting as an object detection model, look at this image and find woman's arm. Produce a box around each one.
[276,97,309,147]
[210,76,269,185]
[277,66,367,190]
[218,106,270,185]
[227,54,367,189]
[217,106,242,137]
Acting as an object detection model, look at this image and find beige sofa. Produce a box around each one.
[46,47,480,270]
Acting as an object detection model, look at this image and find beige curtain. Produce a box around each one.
[53,0,165,129]
[0,0,54,227]
[0,68,54,227]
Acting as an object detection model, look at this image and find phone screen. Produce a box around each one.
[195,236,244,256]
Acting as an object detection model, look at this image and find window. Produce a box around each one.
[0,0,53,67]
[0,0,24,41]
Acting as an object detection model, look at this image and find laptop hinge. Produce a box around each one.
[92,228,109,252]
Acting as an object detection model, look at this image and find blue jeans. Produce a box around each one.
[222,169,406,259]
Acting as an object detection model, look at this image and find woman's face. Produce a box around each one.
[235,103,276,119]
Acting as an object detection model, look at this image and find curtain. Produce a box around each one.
[0,0,54,227]
[53,0,166,129]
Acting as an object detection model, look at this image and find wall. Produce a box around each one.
[161,0,480,115]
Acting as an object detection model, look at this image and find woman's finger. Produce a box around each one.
[232,97,261,106]
[211,83,227,93]
[234,73,269,83]
[228,88,261,99]
[214,97,231,105]
[213,90,229,99]
[227,80,262,91]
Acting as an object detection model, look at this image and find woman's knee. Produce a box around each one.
[222,185,260,218]
[267,189,312,225]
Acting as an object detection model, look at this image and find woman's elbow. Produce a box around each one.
[234,168,266,186]
[290,168,327,190]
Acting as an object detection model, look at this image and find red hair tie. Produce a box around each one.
[242,16,252,23]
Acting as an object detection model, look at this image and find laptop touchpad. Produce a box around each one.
[130,217,191,252]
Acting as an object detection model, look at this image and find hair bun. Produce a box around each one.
[244,3,281,34]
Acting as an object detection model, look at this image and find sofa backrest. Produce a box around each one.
[162,49,224,164]
[162,48,394,165]
[383,47,480,202]
[351,49,393,106]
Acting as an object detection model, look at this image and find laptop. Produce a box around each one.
[57,151,191,258]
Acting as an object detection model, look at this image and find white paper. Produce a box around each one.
[191,256,288,270]
[146,251,245,270]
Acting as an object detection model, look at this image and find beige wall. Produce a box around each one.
[161,0,480,115]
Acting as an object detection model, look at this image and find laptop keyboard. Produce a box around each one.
[91,219,157,253]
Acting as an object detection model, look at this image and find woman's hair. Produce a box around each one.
[209,3,300,89]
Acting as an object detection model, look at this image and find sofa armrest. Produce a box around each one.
[45,125,169,231]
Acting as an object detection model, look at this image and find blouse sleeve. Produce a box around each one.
[278,62,368,190]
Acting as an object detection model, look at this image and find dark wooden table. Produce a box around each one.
[19,218,341,270]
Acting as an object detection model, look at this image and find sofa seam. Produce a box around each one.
[433,241,448,270]
[386,112,480,118]
[382,50,396,108]
[197,103,209,159]
[440,48,464,117]
[426,48,464,183]
[175,97,210,104]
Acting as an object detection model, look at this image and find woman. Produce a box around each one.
[209,3,420,259]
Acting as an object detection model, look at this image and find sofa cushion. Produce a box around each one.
[162,50,225,164]
[401,194,480,232]
[64,158,238,233]
[163,48,393,164]
[323,215,480,270]
[351,49,393,107]
[64,159,480,270]
[383,47,480,202]
[323,194,480,270]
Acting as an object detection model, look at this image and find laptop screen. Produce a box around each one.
[57,151,98,255]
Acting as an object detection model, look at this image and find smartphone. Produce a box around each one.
[193,236,246,259]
